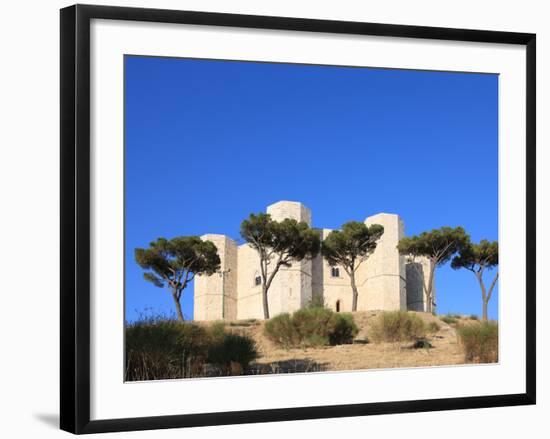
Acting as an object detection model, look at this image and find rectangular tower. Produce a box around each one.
[194,234,238,321]
[236,201,314,319]
[264,201,313,315]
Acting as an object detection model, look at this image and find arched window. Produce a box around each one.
[331,267,340,278]
[336,300,341,312]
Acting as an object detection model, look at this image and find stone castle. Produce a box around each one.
[194,201,434,321]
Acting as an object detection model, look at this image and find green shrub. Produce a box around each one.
[369,311,427,343]
[125,316,258,380]
[264,308,357,348]
[207,333,259,370]
[457,321,498,363]
[207,321,227,343]
[329,313,359,345]
[292,307,335,346]
[178,322,212,355]
[469,314,479,320]
[125,319,210,381]
[264,313,298,349]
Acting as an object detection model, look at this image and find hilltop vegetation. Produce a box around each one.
[125,309,497,381]
[125,315,258,381]
[264,307,358,349]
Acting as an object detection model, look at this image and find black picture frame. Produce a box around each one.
[60,4,536,434]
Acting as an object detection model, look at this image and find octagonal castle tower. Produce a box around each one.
[194,201,434,320]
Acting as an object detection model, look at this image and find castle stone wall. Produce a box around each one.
[194,234,238,321]
[236,244,264,320]
[405,256,435,312]
[312,228,354,312]
[355,213,407,311]
[194,202,431,321]
[263,201,312,316]
[267,200,311,225]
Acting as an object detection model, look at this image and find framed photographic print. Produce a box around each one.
[60,4,536,434]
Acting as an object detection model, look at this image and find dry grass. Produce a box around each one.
[368,311,427,343]
[161,311,499,376]
[232,311,473,372]
[457,320,498,363]
[125,318,259,381]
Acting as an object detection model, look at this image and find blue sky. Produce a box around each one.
[125,55,498,322]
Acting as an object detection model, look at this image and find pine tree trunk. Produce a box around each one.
[482,299,488,321]
[350,271,358,312]
[172,292,184,322]
[476,271,488,321]
[262,284,270,319]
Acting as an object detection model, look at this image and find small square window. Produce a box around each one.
[254,275,262,286]
[331,267,340,278]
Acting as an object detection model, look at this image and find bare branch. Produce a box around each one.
[487,271,499,302]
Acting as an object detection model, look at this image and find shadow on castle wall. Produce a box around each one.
[406,262,426,312]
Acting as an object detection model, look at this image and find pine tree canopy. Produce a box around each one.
[135,236,221,290]
[397,226,470,265]
[322,221,384,272]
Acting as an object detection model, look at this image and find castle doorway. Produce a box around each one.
[336,300,341,312]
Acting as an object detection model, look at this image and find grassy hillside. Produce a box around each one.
[125,311,497,380]
[211,311,497,374]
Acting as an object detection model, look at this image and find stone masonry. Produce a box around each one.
[194,201,434,320]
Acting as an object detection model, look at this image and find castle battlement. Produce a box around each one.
[194,201,433,320]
